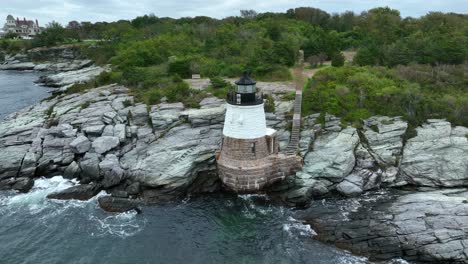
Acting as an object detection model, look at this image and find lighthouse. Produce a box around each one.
[216,72,302,192]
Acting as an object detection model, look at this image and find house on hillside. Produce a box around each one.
[1,15,43,39]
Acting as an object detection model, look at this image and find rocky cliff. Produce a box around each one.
[0,84,292,201]
[275,114,468,205]
[0,44,108,91]
[301,188,468,263]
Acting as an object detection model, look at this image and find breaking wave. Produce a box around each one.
[0,176,145,238]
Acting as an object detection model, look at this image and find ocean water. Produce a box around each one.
[0,176,373,264]
[0,71,50,120]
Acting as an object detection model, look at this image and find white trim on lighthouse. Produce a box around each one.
[223,103,267,139]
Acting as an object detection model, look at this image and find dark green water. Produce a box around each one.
[0,177,373,264]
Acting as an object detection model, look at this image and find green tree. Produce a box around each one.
[33,21,66,47]
[331,52,345,67]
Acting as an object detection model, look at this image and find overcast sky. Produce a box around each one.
[2,0,467,25]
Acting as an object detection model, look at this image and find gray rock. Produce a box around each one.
[79,152,101,182]
[182,105,225,128]
[130,104,149,126]
[99,154,125,188]
[279,174,332,205]
[0,145,29,179]
[0,62,35,70]
[12,177,34,193]
[301,127,359,183]
[102,167,125,188]
[324,113,342,132]
[137,128,153,139]
[102,125,114,136]
[69,135,91,154]
[102,112,116,125]
[92,136,120,154]
[83,125,105,136]
[400,120,468,187]
[19,151,38,178]
[199,97,224,108]
[111,190,129,198]
[362,116,407,166]
[150,102,184,131]
[302,189,468,263]
[126,182,140,195]
[113,124,126,143]
[336,175,363,197]
[63,161,81,179]
[0,177,17,190]
[47,183,101,200]
[38,136,75,170]
[39,65,108,90]
[121,123,221,190]
[0,177,34,192]
[98,154,119,171]
[98,196,141,213]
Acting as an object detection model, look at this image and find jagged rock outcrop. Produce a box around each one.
[98,196,142,213]
[1,45,108,91]
[277,114,467,204]
[0,84,230,201]
[47,183,102,200]
[0,177,34,192]
[277,118,360,204]
[35,65,108,91]
[301,188,468,263]
[335,116,408,197]
[362,116,408,166]
[400,119,468,187]
[1,45,88,72]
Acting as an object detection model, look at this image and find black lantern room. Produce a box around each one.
[227,72,262,105]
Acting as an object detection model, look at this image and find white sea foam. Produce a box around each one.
[238,193,269,201]
[89,210,145,238]
[336,255,369,264]
[238,193,273,218]
[0,176,145,238]
[0,176,77,214]
[283,216,317,237]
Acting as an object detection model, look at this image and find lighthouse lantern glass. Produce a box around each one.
[237,84,255,94]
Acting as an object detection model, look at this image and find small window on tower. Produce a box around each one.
[251,142,256,153]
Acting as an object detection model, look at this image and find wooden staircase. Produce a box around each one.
[283,87,303,156]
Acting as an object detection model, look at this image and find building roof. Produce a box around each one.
[235,71,256,85]
[16,20,35,26]
[7,15,14,20]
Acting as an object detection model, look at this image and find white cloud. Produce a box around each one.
[1,0,466,25]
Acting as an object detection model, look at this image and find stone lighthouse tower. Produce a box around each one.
[216,72,302,192]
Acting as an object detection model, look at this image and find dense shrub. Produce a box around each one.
[331,52,345,67]
[303,65,468,127]
[210,77,230,89]
[263,94,275,112]
[168,60,191,78]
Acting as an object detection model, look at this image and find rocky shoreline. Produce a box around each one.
[0,44,108,91]
[0,79,467,263]
[300,188,468,263]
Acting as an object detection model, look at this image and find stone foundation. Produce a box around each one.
[217,136,302,192]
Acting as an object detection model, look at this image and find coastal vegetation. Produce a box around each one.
[1,7,466,125]
[303,64,468,128]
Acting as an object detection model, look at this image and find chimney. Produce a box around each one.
[36,19,39,27]
[24,17,26,22]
